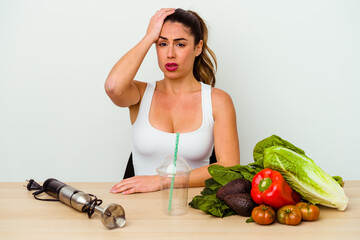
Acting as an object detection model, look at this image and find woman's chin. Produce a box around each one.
[163,72,181,80]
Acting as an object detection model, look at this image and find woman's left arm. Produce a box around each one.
[188,88,240,187]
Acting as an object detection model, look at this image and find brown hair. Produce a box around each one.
[164,8,217,87]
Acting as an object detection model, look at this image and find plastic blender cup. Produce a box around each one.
[157,156,191,216]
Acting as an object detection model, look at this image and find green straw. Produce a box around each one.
[168,132,180,213]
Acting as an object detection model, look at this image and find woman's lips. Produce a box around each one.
[165,63,178,71]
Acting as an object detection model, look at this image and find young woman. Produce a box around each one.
[105,8,240,194]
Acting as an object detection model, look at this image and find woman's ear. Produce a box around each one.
[195,40,203,56]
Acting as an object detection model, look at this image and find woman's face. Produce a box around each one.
[156,21,202,81]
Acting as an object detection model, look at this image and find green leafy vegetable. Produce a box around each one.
[263,146,348,211]
[228,164,262,182]
[208,165,243,186]
[189,193,235,218]
[332,176,344,187]
[189,177,234,217]
[253,135,306,163]
[253,135,343,187]
[189,161,263,217]
[200,178,222,196]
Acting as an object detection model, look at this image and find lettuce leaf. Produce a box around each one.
[263,146,348,211]
[253,135,306,163]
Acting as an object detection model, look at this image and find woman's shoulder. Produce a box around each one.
[211,87,234,105]
[211,87,235,116]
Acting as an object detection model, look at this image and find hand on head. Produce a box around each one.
[146,8,176,43]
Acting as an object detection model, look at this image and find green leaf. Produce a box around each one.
[253,135,306,163]
[189,195,218,212]
[208,202,235,218]
[200,178,222,196]
[189,194,236,218]
[228,164,260,182]
[248,158,265,171]
[205,178,222,190]
[189,193,235,218]
[200,187,216,196]
[332,176,344,187]
[208,165,243,186]
[246,217,255,223]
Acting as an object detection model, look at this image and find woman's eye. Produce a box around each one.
[158,42,167,47]
[176,43,185,47]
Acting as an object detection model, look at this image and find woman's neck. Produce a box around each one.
[160,75,200,94]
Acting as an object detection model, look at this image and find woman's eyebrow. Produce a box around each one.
[159,36,188,41]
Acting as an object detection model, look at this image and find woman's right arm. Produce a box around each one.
[104,8,175,108]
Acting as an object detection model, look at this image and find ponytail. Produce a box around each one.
[189,10,217,87]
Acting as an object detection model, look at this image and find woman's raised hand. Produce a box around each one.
[146,8,176,43]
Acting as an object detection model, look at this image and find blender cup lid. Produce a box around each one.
[157,156,192,174]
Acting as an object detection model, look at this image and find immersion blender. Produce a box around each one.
[27,178,126,229]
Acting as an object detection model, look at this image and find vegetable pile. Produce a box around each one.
[189,135,349,223]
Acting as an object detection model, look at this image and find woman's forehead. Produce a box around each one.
[160,22,193,40]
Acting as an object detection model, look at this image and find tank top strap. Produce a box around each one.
[137,81,156,121]
[201,82,214,125]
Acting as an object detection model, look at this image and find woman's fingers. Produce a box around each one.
[110,178,134,193]
[122,188,136,195]
[111,183,133,194]
[146,8,175,42]
[109,176,161,194]
[159,8,176,21]
[157,8,176,16]
[109,183,124,193]
[110,176,143,193]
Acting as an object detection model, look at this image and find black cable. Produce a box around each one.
[26,179,59,201]
[81,194,103,218]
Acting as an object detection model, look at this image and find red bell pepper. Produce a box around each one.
[251,168,301,209]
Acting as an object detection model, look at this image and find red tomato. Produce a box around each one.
[277,205,302,225]
[296,202,320,221]
[251,204,276,225]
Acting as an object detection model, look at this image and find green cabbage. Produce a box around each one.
[263,145,348,211]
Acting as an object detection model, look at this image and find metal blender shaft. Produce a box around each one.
[94,204,126,229]
[59,186,126,229]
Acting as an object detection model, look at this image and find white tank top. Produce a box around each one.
[131,81,214,175]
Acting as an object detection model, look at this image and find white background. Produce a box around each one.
[1,0,359,182]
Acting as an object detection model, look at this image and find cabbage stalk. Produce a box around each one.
[263,146,348,211]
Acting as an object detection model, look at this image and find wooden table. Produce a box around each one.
[0,181,359,240]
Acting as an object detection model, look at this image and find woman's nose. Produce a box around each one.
[167,46,175,59]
